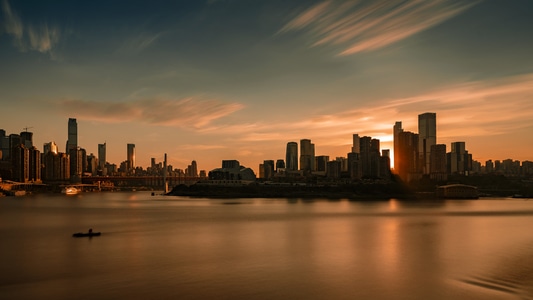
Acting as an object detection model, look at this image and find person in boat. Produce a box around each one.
[88,228,93,234]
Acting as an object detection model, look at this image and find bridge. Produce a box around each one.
[82,176,201,189]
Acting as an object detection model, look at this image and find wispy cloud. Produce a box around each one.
[193,73,533,156]
[57,97,244,129]
[117,32,164,55]
[280,0,477,55]
[1,0,60,54]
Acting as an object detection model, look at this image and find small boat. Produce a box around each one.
[72,232,101,238]
[62,186,80,195]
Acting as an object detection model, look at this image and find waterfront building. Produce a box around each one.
[66,118,78,153]
[418,113,437,174]
[522,161,533,176]
[393,121,403,172]
[9,134,21,161]
[186,160,198,177]
[397,131,419,182]
[69,147,84,183]
[347,152,361,179]
[370,138,381,178]
[127,143,135,173]
[448,142,466,174]
[300,139,315,173]
[20,131,33,148]
[485,160,494,173]
[275,159,285,172]
[98,142,106,171]
[380,149,391,178]
[326,160,341,178]
[28,146,41,182]
[12,144,29,182]
[285,142,298,172]
[315,155,329,173]
[222,160,240,169]
[263,160,275,179]
[430,144,447,181]
[335,157,348,172]
[359,136,380,178]
[209,160,256,181]
[87,153,98,176]
[352,134,360,153]
[43,141,58,155]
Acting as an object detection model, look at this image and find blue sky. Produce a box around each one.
[1,0,533,172]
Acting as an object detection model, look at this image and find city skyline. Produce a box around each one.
[1,0,533,172]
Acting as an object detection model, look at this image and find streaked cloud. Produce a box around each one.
[117,32,164,55]
[1,0,60,54]
[281,0,477,55]
[57,97,244,129]
[194,73,533,154]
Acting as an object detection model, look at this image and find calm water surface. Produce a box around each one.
[1,192,533,299]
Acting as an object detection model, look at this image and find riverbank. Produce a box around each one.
[167,182,415,200]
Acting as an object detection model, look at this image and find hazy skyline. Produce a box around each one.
[1,0,533,172]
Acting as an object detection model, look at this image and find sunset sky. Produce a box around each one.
[1,0,533,173]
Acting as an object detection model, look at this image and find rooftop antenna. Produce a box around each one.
[23,126,33,132]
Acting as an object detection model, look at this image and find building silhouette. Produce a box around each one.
[315,155,329,173]
[285,142,298,172]
[263,160,275,179]
[127,143,135,173]
[69,147,84,183]
[98,142,106,172]
[393,121,403,172]
[275,159,285,172]
[300,139,315,173]
[11,144,29,182]
[66,118,77,153]
[397,131,419,182]
[430,144,447,181]
[418,112,436,174]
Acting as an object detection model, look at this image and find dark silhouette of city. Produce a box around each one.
[1,113,532,198]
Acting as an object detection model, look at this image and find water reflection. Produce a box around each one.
[1,193,533,299]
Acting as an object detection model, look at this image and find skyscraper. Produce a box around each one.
[66,118,78,153]
[20,131,33,148]
[418,113,436,174]
[393,121,403,171]
[398,131,419,182]
[285,142,298,171]
[449,142,466,174]
[300,139,315,173]
[127,143,135,172]
[352,134,360,153]
[430,144,447,181]
[98,142,106,170]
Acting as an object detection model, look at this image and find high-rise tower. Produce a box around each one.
[127,143,135,172]
[66,118,78,153]
[393,121,403,172]
[285,142,298,171]
[300,139,315,173]
[418,113,436,174]
[98,142,106,170]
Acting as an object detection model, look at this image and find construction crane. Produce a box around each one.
[23,126,33,132]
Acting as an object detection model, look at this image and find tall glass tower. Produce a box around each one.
[418,113,437,174]
[300,139,315,172]
[66,118,78,153]
[285,142,298,171]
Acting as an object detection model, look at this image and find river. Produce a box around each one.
[1,192,533,299]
